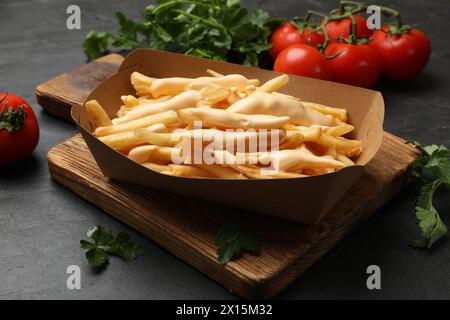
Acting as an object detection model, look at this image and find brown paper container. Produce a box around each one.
[72,48,384,225]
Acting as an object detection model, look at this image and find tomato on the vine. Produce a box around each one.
[324,41,382,88]
[369,26,431,81]
[0,93,39,166]
[269,23,326,60]
[269,23,305,60]
[274,44,334,81]
[300,27,325,48]
[324,14,372,40]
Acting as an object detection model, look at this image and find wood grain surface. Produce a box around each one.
[35,54,124,121]
[47,133,418,299]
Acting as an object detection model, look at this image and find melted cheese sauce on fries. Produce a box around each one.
[85,71,362,179]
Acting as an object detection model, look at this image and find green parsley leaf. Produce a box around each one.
[85,248,110,268]
[87,225,113,245]
[82,31,111,61]
[111,12,145,50]
[406,141,449,249]
[107,232,148,261]
[215,223,261,264]
[81,0,278,67]
[80,225,147,269]
[410,180,448,249]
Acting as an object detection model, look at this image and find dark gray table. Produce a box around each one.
[0,0,449,300]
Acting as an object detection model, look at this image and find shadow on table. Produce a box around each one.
[0,155,40,180]
[373,72,440,95]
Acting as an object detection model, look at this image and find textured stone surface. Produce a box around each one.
[0,0,449,299]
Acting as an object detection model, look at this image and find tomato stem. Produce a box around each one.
[295,0,413,54]
[339,0,366,15]
[0,93,28,133]
[380,6,403,27]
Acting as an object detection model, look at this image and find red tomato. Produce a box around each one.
[274,44,334,81]
[0,93,39,165]
[369,26,431,81]
[269,23,305,60]
[325,42,382,88]
[301,28,325,48]
[324,15,372,40]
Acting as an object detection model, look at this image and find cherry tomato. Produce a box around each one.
[324,14,372,40]
[269,23,305,60]
[0,93,39,165]
[274,44,334,81]
[324,42,382,88]
[369,26,431,81]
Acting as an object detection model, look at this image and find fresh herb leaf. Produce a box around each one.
[111,12,145,50]
[82,31,111,61]
[85,247,110,268]
[407,141,449,249]
[410,180,448,249]
[81,0,279,67]
[80,225,147,269]
[215,223,261,264]
[107,232,148,261]
[87,225,113,245]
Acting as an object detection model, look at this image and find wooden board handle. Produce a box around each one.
[35,54,124,121]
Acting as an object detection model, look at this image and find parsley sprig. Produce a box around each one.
[80,226,147,268]
[215,223,261,264]
[407,141,449,249]
[82,0,281,67]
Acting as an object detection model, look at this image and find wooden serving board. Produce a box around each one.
[39,55,419,299]
[36,54,124,121]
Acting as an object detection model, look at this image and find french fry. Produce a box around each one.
[337,153,355,166]
[98,132,144,152]
[316,131,362,155]
[227,91,334,126]
[142,162,172,173]
[146,123,168,133]
[138,95,172,104]
[271,91,301,101]
[201,87,231,104]
[196,164,247,179]
[233,165,306,179]
[134,72,261,97]
[117,95,174,117]
[206,69,224,77]
[279,132,304,150]
[303,101,348,122]
[178,107,291,129]
[85,100,112,127]
[121,95,140,107]
[236,149,346,171]
[168,164,216,178]
[259,74,289,93]
[287,127,321,141]
[347,147,362,158]
[117,106,133,118]
[95,110,178,137]
[325,124,354,137]
[134,129,182,147]
[130,72,155,96]
[128,145,179,163]
[113,90,201,124]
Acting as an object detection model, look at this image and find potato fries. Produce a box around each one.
[85,69,362,179]
[85,100,112,127]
